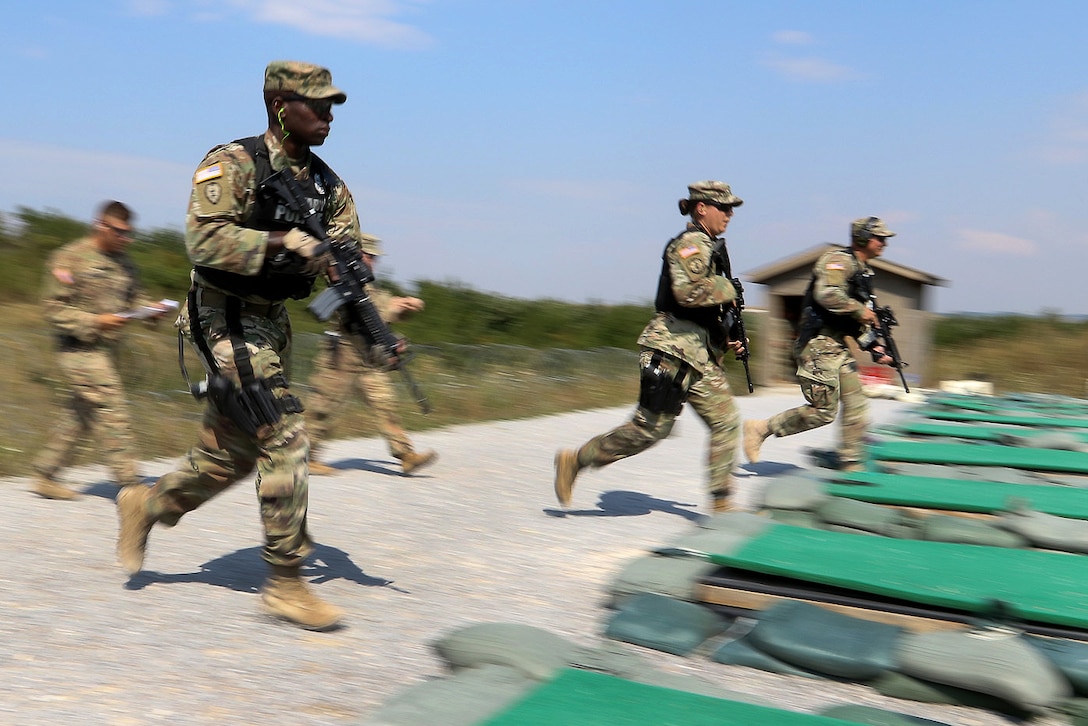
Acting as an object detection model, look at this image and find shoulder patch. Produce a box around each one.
[194,163,223,184]
[678,245,700,259]
[825,262,845,270]
[52,267,74,285]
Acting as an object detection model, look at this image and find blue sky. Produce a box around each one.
[4,1,1088,314]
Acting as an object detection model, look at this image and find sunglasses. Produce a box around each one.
[283,94,334,117]
[101,221,133,238]
[708,202,736,216]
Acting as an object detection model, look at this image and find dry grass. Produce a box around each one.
[0,303,640,479]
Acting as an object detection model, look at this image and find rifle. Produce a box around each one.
[727,278,754,393]
[869,302,910,393]
[259,169,432,414]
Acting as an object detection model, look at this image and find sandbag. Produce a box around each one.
[764,509,821,528]
[815,497,916,538]
[760,474,831,511]
[697,510,778,535]
[895,627,1072,712]
[868,671,1031,718]
[431,622,577,680]
[607,554,717,604]
[746,600,903,680]
[362,664,535,726]
[1025,634,1088,696]
[603,592,729,656]
[919,513,1027,548]
[995,507,1088,553]
[710,635,824,679]
[817,704,951,726]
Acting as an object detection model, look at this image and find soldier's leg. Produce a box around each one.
[835,359,869,467]
[357,367,412,458]
[555,350,682,507]
[765,338,843,439]
[303,335,351,462]
[83,355,140,487]
[686,363,740,510]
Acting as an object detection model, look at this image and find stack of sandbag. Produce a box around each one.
[362,622,768,725]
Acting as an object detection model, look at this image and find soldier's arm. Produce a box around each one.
[812,252,867,320]
[41,249,105,341]
[667,234,737,308]
[185,145,270,275]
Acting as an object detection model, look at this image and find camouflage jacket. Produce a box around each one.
[806,246,873,345]
[185,129,362,302]
[42,237,152,346]
[637,224,739,372]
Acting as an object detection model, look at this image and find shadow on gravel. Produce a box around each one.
[543,490,702,522]
[124,543,400,593]
[737,461,804,477]
[323,457,401,476]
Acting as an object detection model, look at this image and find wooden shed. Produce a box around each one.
[744,244,947,388]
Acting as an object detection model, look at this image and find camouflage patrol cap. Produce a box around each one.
[678,181,743,215]
[851,216,896,240]
[264,60,347,103]
[359,233,384,256]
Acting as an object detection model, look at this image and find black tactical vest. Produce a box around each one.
[653,230,730,332]
[193,136,339,301]
[798,248,873,340]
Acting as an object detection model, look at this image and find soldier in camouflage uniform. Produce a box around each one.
[553,181,746,514]
[743,217,897,471]
[33,200,170,500]
[116,61,361,630]
[306,233,437,477]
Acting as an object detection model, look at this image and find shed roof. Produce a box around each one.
[744,244,948,287]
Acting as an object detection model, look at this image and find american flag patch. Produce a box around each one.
[826,262,845,270]
[194,163,223,184]
[678,245,700,259]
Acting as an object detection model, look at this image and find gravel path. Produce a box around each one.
[1,388,1068,725]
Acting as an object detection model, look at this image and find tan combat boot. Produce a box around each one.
[742,419,771,463]
[261,565,343,631]
[711,493,733,514]
[33,476,80,500]
[398,450,437,475]
[308,460,338,476]
[553,449,581,508]
[116,485,155,575]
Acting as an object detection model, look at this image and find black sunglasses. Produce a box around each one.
[101,220,133,238]
[283,94,334,117]
[708,202,736,215]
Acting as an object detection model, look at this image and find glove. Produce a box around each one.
[279,229,327,275]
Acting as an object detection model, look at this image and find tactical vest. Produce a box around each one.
[653,230,730,333]
[797,248,873,342]
[193,136,339,301]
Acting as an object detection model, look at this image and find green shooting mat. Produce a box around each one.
[480,668,856,726]
[927,393,1088,415]
[867,440,1088,473]
[881,421,1088,444]
[709,526,1088,630]
[828,471,1088,519]
[923,409,1088,429]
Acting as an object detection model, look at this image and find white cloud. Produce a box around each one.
[771,30,814,46]
[228,0,432,49]
[957,229,1037,256]
[761,55,864,83]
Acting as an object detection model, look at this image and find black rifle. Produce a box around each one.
[709,241,753,393]
[259,169,432,414]
[870,302,910,393]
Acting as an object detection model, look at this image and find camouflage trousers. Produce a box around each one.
[576,349,740,497]
[305,335,413,459]
[145,299,312,568]
[34,349,139,487]
[768,335,868,464]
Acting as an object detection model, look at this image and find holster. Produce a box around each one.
[638,352,690,416]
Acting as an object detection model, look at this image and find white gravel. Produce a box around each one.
[0,387,1068,725]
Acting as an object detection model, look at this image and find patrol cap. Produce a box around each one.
[264,60,347,103]
[679,180,743,215]
[852,216,896,240]
[359,233,383,256]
